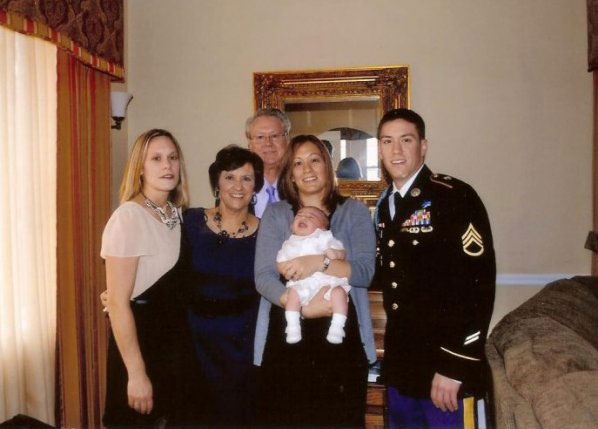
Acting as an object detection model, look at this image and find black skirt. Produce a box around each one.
[103,233,200,428]
[258,298,368,429]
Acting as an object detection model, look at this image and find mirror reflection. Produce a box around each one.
[285,98,382,180]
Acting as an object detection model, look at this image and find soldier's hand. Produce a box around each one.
[430,372,460,412]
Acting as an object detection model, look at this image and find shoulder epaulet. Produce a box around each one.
[429,173,455,189]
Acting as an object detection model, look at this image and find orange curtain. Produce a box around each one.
[55,48,111,429]
[593,72,598,275]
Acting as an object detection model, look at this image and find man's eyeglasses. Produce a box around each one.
[251,133,286,144]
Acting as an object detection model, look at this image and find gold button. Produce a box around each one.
[389,261,395,268]
[388,239,395,248]
[391,282,398,289]
[392,303,398,310]
[412,240,419,246]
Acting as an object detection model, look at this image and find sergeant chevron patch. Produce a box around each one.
[461,223,484,256]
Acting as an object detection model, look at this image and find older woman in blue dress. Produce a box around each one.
[182,145,264,426]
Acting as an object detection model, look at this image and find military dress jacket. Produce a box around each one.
[373,165,496,398]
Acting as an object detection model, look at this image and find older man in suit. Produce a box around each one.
[245,108,290,217]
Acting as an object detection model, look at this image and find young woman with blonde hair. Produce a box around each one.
[101,129,197,428]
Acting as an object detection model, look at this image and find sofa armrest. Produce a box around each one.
[485,341,541,429]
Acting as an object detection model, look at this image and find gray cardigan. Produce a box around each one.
[253,198,377,365]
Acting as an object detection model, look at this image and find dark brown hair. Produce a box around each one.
[377,108,426,185]
[208,144,265,195]
[278,135,345,213]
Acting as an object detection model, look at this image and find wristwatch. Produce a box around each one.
[322,256,331,272]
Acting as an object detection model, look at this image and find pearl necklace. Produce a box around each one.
[142,192,179,230]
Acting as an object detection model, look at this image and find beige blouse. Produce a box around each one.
[101,201,181,299]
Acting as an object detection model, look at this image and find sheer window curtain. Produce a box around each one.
[0,25,57,425]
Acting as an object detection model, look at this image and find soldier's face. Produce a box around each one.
[378,119,428,188]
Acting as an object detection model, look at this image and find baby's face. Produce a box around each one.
[291,207,328,236]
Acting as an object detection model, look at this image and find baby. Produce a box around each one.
[277,206,350,344]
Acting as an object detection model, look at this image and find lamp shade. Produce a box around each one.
[110,91,133,118]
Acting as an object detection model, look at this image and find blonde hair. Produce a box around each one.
[119,129,190,208]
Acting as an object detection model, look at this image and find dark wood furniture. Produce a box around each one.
[366,291,387,428]
[366,382,386,429]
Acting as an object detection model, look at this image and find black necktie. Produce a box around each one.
[393,191,402,220]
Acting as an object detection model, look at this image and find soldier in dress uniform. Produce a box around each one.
[373,109,496,429]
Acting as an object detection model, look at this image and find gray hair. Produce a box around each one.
[245,108,291,139]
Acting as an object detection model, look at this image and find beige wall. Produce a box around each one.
[120,0,593,324]
[109,2,129,209]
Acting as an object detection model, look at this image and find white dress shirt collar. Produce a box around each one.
[392,163,425,198]
[388,164,425,219]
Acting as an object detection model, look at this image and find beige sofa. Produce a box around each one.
[485,276,598,429]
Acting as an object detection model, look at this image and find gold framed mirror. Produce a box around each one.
[253,66,410,206]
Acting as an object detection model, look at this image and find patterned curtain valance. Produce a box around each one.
[0,0,124,79]
[589,0,598,71]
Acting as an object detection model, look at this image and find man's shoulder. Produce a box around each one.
[425,171,479,198]
[423,171,489,223]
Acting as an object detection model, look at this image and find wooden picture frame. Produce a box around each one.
[253,66,410,207]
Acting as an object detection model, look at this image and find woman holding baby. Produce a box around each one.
[254,134,377,428]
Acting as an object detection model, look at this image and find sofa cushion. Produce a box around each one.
[496,277,598,350]
[533,370,598,429]
[497,317,598,398]
[488,277,598,428]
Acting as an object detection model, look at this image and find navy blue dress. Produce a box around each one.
[183,208,260,426]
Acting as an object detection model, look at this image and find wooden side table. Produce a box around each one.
[365,291,387,428]
[366,381,386,428]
